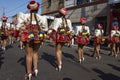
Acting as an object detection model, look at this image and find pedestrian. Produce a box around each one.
[109,25,120,58]
[18,1,47,80]
[93,23,104,60]
[75,17,90,63]
[0,16,8,51]
[49,8,73,71]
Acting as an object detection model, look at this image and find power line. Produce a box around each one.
[6,1,29,15]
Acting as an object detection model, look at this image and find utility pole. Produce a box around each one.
[2,7,5,16]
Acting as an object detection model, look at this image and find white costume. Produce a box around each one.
[75,25,90,45]
[16,13,48,31]
[94,29,104,36]
[50,17,73,43]
[110,30,120,37]
[52,18,72,32]
[75,25,90,36]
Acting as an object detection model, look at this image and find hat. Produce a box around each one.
[10,21,14,24]
[59,8,68,15]
[113,25,119,30]
[80,17,87,24]
[27,0,40,11]
[97,23,103,29]
[1,16,8,21]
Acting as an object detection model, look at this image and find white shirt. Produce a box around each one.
[94,29,104,36]
[17,13,48,31]
[52,18,73,32]
[75,25,90,36]
[110,30,120,37]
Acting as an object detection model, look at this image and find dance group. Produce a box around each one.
[0,1,120,80]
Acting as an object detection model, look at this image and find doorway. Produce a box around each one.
[95,16,107,35]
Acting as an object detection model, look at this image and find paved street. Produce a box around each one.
[0,41,120,80]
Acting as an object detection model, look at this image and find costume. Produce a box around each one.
[50,17,73,43]
[76,18,90,45]
[16,0,47,43]
[94,29,105,44]
[8,21,15,36]
[110,30,120,43]
[0,16,8,40]
[49,8,73,43]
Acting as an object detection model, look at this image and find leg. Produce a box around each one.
[96,44,101,60]
[55,42,63,71]
[3,39,7,50]
[81,45,84,61]
[32,43,40,76]
[20,40,23,49]
[78,44,82,62]
[25,43,33,74]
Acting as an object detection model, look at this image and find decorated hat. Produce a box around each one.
[80,17,87,24]
[1,16,8,21]
[113,25,119,30]
[10,21,14,24]
[59,8,68,15]
[97,23,103,29]
[27,0,40,11]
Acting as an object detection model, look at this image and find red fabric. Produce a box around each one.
[77,36,89,45]
[110,37,119,43]
[94,37,103,44]
[50,29,72,43]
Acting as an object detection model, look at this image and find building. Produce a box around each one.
[108,0,120,31]
[38,0,120,35]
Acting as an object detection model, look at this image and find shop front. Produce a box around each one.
[109,0,120,31]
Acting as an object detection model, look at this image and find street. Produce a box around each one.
[0,41,120,80]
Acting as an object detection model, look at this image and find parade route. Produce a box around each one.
[0,42,120,80]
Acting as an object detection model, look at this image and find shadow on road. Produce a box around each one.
[62,52,77,63]
[62,77,72,80]
[41,52,56,68]
[6,45,13,50]
[17,56,26,72]
[92,68,120,80]
[0,47,5,69]
[47,43,55,48]
[107,64,120,72]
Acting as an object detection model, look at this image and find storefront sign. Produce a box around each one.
[109,0,120,4]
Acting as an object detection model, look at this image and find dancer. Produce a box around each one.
[17,1,47,80]
[76,17,90,63]
[93,23,104,60]
[49,8,73,71]
[0,16,8,51]
[109,25,120,58]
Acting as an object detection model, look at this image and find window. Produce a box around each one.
[47,0,51,8]
[77,0,83,5]
[59,0,64,8]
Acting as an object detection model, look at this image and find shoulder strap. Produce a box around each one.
[34,13,39,26]
[100,29,103,36]
[64,17,70,31]
[30,12,32,30]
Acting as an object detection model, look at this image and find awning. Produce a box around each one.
[108,0,120,4]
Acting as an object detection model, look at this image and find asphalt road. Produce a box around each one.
[0,41,120,80]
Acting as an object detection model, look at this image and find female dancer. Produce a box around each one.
[0,16,8,51]
[49,8,73,71]
[18,1,47,79]
[8,21,15,45]
[93,23,104,60]
[76,17,90,63]
[109,25,120,58]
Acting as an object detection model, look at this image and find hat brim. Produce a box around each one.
[59,9,68,15]
[27,2,40,11]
